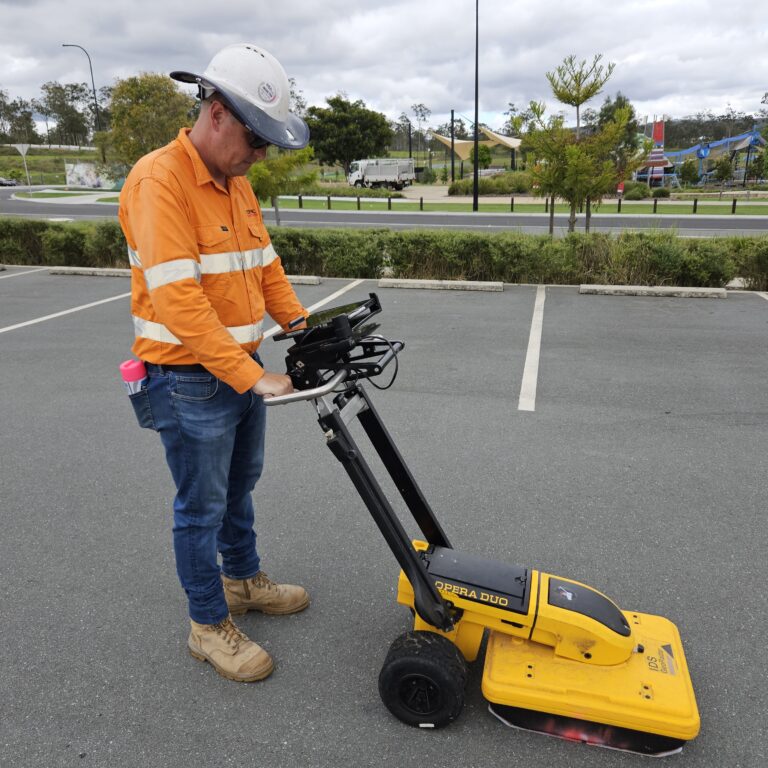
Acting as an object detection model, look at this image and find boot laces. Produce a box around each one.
[252,572,277,591]
[212,617,248,650]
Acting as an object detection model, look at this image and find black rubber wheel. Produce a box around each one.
[378,630,468,728]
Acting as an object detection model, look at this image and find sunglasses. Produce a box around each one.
[232,113,270,150]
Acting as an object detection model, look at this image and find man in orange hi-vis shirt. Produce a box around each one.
[119,44,311,683]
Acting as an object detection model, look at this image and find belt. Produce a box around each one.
[145,362,208,373]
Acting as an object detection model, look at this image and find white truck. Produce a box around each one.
[348,158,416,190]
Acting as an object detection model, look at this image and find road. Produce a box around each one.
[2,187,768,236]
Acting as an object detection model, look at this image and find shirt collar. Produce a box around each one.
[176,128,216,188]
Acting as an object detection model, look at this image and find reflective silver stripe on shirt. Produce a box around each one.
[144,259,201,291]
[241,248,264,271]
[200,248,266,274]
[133,246,275,280]
[132,315,263,346]
[227,320,264,344]
[262,243,278,267]
[133,316,182,345]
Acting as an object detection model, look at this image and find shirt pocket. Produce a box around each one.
[196,224,235,297]
[248,224,277,269]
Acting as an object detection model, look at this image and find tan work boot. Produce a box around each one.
[188,615,273,682]
[222,571,310,616]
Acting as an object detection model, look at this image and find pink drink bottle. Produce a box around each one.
[119,359,147,395]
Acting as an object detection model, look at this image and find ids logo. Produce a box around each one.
[646,644,677,676]
[244,209,259,218]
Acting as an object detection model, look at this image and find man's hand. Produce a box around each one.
[252,371,294,398]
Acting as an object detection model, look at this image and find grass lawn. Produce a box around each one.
[271,197,768,216]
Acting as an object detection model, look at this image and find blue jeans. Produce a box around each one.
[145,363,265,624]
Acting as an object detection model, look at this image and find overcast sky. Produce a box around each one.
[1,0,766,132]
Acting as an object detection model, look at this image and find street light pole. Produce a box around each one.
[472,0,479,212]
[407,119,412,159]
[450,109,455,182]
[62,43,101,133]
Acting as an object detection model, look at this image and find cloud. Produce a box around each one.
[1,0,766,133]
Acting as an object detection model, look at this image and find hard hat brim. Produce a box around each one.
[170,70,310,150]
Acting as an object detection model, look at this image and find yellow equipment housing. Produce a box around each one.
[397,540,700,747]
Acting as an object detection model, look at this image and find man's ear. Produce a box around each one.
[208,100,228,131]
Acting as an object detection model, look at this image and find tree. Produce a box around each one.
[433,117,469,140]
[580,107,599,130]
[109,74,194,165]
[0,88,12,141]
[546,54,615,139]
[288,78,307,117]
[305,95,392,174]
[679,158,700,186]
[469,144,492,169]
[5,97,41,143]
[578,106,637,231]
[597,92,640,179]
[389,112,412,153]
[713,154,734,184]
[526,101,573,235]
[501,103,534,136]
[411,103,431,162]
[746,151,766,182]
[528,100,636,233]
[247,146,315,200]
[0,89,39,143]
[96,85,113,132]
[31,98,52,145]
[39,81,91,144]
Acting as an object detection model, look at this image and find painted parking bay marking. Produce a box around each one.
[0,267,49,280]
[518,285,546,412]
[0,292,131,335]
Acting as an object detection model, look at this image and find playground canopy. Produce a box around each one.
[664,128,765,163]
[431,127,522,161]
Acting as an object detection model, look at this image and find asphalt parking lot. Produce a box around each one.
[1,266,766,768]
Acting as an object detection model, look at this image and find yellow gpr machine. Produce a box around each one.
[268,294,700,756]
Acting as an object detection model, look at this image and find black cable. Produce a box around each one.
[361,335,399,390]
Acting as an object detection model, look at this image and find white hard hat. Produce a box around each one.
[171,43,309,149]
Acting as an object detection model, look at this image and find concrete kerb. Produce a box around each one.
[378,278,503,291]
[579,284,727,299]
[0,265,743,298]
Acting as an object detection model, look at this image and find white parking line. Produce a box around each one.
[0,278,366,338]
[0,267,48,279]
[0,292,131,335]
[264,279,365,338]
[518,285,546,412]
[758,292,768,302]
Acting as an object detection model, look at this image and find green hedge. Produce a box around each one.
[0,218,129,267]
[2,217,768,288]
[270,228,750,287]
[448,171,532,196]
[287,184,404,199]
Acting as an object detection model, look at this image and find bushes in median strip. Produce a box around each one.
[448,171,532,196]
[2,217,766,287]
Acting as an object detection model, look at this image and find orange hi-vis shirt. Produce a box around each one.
[118,128,306,394]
